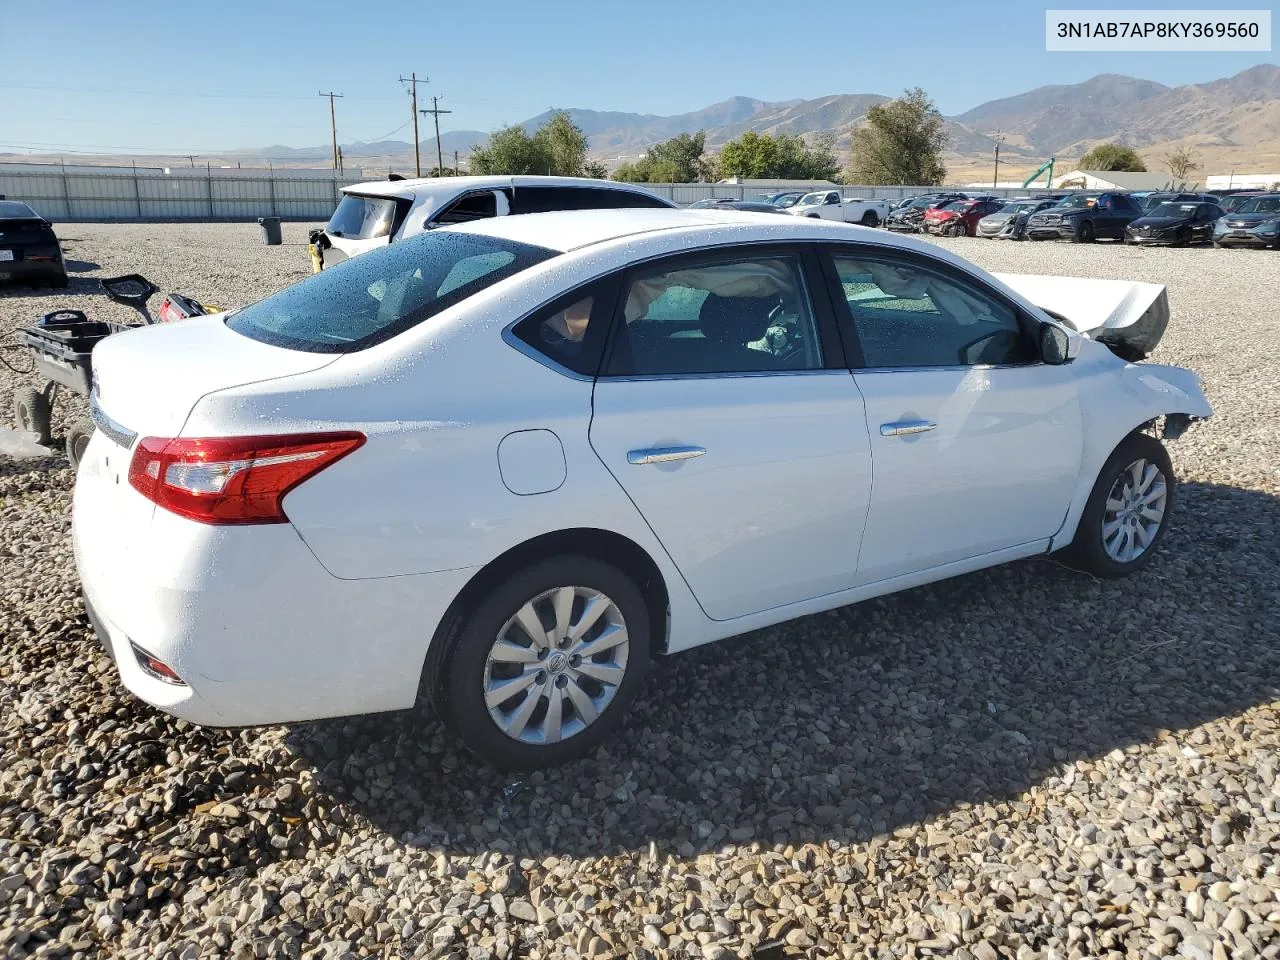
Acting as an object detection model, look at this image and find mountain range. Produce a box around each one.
[8,65,1280,177]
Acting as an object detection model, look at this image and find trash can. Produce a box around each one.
[257,217,282,246]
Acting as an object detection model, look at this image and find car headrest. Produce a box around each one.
[698,294,777,343]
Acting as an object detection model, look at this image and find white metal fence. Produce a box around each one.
[0,166,360,221]
[0,166,1067,222]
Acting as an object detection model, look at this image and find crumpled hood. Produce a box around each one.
[992,273,1170,360]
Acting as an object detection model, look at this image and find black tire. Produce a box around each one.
[859,211,879,227]
[1074,221,1096,243]
[1214,241,1226,248]
[66,419,94,470]
[805,213,821,219]
[1061,432,1175,578]
[48,272,69,289]
[13,387,52,446]
[1175,228,1191,248]
[432,555,651,770]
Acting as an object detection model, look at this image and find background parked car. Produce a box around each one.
[976,197,1062,239]
[0,200,67,288]
[755,191,808,208]
[883,193,969,232]
[923,198,1005,237]
[1213,194,1280,248]
[788,190,891,226]
[316,175,674,269]
[1026,192,1143,242]
[1125,201,1224,246]
[1137,192,1216,213]
[689,199,792,214]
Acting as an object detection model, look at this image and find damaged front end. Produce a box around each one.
[992,273,1170,362]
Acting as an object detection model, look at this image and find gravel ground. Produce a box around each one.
[1,224,1279,960]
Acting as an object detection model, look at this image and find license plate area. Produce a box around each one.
[0,250,14,261]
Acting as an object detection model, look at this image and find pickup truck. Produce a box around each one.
[788,190,891,226]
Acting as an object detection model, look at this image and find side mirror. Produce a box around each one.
[1040,322,1076,365]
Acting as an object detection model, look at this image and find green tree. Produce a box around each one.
[846,88,948,185]
[613,132,712,182]
[1079,143,1147,172]
[583,159,608,179]
[470,111,593,176]
[717,131,841,181]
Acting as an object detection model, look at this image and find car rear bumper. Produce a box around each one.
[73,431,477,727]
[0,247,65,280]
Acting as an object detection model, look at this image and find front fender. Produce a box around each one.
[1049,355,1211,551]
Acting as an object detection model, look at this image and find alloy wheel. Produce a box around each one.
[483,586,629,744]
[1101,458,1167,563]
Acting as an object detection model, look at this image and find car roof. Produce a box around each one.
[341,174,667,202]
[444,206,927,254]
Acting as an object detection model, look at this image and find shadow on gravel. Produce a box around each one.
[64,259,101,273]
[287,479,1279,858]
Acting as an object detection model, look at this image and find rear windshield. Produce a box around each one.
[326,193,402,240]
[226,232,558,353]
[0,200,39,219]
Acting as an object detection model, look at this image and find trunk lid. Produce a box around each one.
[90,314,339,441]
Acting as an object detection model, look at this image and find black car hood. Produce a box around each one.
[1130,216,1193,229]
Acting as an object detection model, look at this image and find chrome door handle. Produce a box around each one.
[880,420,937,437]
[627,445,706,465]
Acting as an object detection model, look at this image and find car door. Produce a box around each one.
[821,246,1083,585]
[1195,204,1222,241]
[588,247,872,621]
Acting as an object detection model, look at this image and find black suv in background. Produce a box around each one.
[1026,192,1143,242]
[0,201,67,287]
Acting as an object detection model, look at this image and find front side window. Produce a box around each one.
[227,232,556,353]
[831,253,1034,369]
[604,256,822,376]
[326,194,402,239]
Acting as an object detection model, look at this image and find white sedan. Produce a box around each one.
[74,209,1211,769]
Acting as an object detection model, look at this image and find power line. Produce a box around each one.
[0,82,400,103]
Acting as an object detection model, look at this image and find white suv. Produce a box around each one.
[316,175,675,268]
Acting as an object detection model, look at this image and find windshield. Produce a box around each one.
[997,201,1037,214]
[326,193,402,240]
[775,194,803,207]
[227,232,557,353]
[1056,195,1100,209]
[1235,197,1280,215]
[1149,203,1198,218]
[907,197,937,210]
[798,192,828,205]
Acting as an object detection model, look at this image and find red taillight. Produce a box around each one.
[128,432,365,525]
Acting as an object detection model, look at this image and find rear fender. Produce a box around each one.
[1050,359,1211,551]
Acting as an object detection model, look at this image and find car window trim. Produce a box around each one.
[429,188,512,228]
[818,241,1045,372]
[596,242,842,381]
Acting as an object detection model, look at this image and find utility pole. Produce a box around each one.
[420,96,452,175]
[454,150,459,176]
[992,130,1005,190]
[399,74,430,176]
[319,91,344,170]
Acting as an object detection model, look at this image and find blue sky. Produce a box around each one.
[0,0,1274,156]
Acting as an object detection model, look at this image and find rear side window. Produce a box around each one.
[0,200,40,219]
[434,191,504,225]
[510,186,670,214]
[326,194,404,240]
[227,232,557,353]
